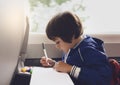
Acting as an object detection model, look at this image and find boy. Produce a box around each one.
[40,11,112,85]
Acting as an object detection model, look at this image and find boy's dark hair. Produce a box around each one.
[46,11,83,43]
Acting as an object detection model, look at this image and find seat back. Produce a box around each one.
[0,1,25,84]
[109,59,120,85]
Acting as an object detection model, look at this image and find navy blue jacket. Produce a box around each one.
[62,35,112,85]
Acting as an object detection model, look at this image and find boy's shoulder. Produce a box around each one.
[76,35,105,52]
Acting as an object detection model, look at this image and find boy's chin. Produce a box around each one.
[63,50,68,53]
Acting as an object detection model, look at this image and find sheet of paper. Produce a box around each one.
[30,67,74,85]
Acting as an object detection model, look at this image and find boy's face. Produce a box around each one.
[54,37,73,53]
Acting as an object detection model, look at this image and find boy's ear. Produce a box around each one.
[72,35,75,40]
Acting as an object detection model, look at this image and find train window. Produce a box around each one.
[24,0,120,34]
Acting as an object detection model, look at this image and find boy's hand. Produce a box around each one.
[53,61,72,73]
[40,56,56,67]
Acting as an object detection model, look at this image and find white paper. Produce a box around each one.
[30,67,74,85]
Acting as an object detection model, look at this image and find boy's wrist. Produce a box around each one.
[67,65,73,73]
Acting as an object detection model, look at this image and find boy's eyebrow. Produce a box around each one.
[53,37,58,41]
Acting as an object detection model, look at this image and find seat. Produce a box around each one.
[109,59,120,85]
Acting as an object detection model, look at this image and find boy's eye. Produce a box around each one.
[56,41,60,44]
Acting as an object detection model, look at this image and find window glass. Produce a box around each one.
[25,0,120,34]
